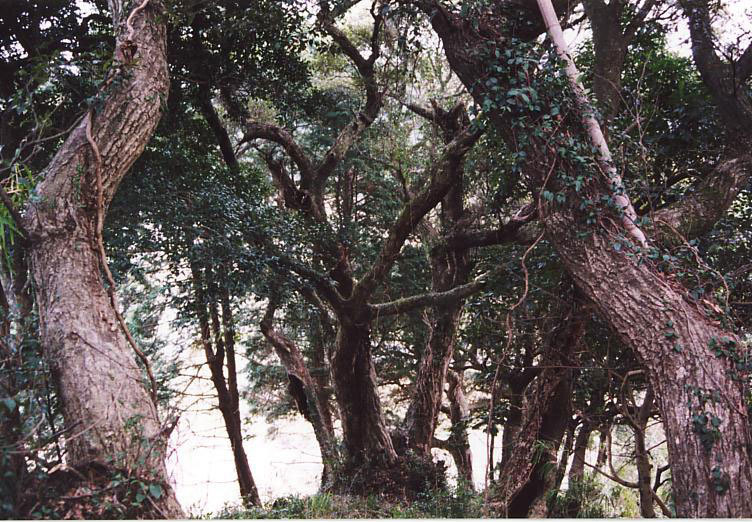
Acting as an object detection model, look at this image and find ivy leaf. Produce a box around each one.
[148,483,163,499]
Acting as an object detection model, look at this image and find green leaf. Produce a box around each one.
[148,483,163,499]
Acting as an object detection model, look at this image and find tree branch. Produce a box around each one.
[370,272,491,316]
[197,86,239,171]
[241,122,315,181]
[349,124,482,303]
[649,156,752,241]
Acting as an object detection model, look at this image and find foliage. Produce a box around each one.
[207,482,482,519]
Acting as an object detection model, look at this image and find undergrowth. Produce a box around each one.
[205,482,482,519]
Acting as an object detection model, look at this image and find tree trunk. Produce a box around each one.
[495,296,584,516]
[331,312,397,468]
[422,2,752,515]
[190,262,261,506]
[260,300,339,487]
[546,210,752,516]
[568,423,592,485]
[21,1,180,515]
[403,298,464,456]
[626,383,657,518]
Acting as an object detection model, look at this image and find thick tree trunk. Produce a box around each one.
[422,2,752,515]
[547,212,752,516]
[20,1,180,515]
[331,313,397,468]
[403,109,473,475]
[404,216,471,457]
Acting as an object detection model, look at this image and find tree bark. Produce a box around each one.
[421,1,752,515]
[20,1,180,515]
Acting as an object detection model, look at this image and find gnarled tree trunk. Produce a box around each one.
[420,0,752,515]
[21,0,181,516]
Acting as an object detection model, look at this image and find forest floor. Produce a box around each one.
[202,488,483,519]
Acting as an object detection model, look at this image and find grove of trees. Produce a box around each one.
[1,0,751,518]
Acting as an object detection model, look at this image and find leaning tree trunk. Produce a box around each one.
[260,300,339,487]
[421,0,752,515]
[494,295,584,517]
[21,0,181,516]
[537,1,752,513]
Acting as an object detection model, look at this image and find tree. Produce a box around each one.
[416,0,752,515]
[17,0,181,516]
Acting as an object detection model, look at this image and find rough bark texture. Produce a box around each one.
[20,1,180,516]
[547,211,752,516]
[494,296,584,516]
[421,2,752,515]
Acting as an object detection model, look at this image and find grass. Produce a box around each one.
[205,482,483,519]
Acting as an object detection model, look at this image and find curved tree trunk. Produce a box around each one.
[420,0,752,515]
[21,1,180,516]
[260,300,339,487]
